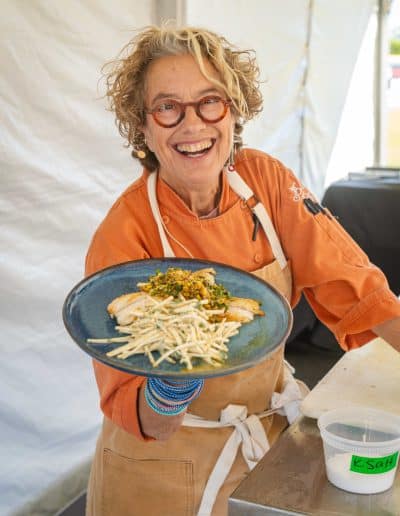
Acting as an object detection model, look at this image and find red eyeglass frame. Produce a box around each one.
[145,95,232,128]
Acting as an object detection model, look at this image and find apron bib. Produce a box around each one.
[86,169,305,516]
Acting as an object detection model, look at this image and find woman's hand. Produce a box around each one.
[373,316,400,352]
[138,383,185,440]
[138,377,204,440]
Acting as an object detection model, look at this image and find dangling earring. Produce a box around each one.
[227,145,236,172]
[136,137,147,159]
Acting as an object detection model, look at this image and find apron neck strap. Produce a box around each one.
[227,169,287,269]
[147,172,175,257]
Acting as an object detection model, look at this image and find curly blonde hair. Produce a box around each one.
[103,25,263,171]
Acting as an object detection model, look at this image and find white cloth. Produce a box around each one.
[271,364,306,425]
[0,3,152,514]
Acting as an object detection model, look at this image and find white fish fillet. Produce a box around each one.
[225,297,264,323]
[107,292,153,325]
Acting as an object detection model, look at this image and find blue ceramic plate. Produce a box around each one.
[63,258,292,379]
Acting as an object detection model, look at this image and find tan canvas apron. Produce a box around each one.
[86,169,306,516]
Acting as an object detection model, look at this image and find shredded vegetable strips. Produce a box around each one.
[87,267,264,369]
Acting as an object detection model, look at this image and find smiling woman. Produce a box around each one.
[82,24,400,516]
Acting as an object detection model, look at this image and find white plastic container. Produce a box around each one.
[318,407,400,494]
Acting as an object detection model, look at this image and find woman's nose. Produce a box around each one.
[181,105,206,130]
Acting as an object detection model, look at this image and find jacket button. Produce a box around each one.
[240,199,247,209]
[254,253,262,263]
[162,215,170,224]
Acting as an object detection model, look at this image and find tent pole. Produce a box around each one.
[373,0,391,166]
[153,0,186,25]
[299,0,314,181]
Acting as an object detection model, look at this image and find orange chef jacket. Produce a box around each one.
[85,148,400,439]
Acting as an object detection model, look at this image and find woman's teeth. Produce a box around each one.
[175,140,213,156]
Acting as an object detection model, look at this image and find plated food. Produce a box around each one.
[87,267,264,370]
[63,257,292,379]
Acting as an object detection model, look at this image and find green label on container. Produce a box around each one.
[350,452,399,474]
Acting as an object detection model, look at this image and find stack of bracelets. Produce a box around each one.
[145,377,204,416]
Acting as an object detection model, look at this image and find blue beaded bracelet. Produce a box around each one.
[144,387,187,416]
[150,378,203,401]
[145,377,204,416]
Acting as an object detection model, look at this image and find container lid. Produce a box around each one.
[318,406,400,455]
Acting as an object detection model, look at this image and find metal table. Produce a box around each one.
[228,416,400,515]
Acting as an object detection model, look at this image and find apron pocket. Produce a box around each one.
[102,448,194,516]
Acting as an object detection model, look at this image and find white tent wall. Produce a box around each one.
[0,2,152,515]
[303,0,376,194]
[186,0,310,179]
[186,0,376,196]
[0,1,376,514]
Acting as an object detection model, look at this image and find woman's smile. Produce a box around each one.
[173,137,215,157]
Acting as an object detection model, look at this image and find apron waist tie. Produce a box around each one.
[182,367,305,516]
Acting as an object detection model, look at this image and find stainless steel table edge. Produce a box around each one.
[228,497,308,515]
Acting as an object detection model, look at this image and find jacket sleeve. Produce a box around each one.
[85,201,152,440]
[272,162,400,351]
